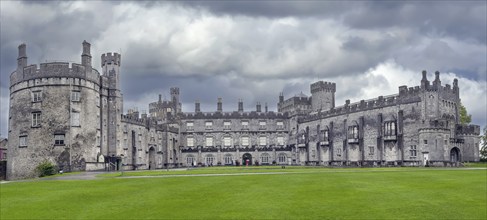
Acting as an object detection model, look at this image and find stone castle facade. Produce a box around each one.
[6,41,481,179]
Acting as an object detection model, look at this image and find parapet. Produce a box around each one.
[310,81,336,93]
[170,87,180,95]
[455,124,480,136]
[101,53,121,66]
[10,62,101,87]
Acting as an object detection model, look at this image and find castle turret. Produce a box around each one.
[101,52,122,158]
[195,100,201,112]
[433,71,441,90]
[17,43,27,73]
[279,92,284,103]
[310,81,336,111]
[81,40,92,69]
[238,99,243,112]
[217,98,222,112]
[170,87,181,113]
[421,70,430,89]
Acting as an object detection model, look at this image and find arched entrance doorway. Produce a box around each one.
[148,147,156,170]
[242,153,252,166]
[450,147,461,163]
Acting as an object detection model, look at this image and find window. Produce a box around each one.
[337,148,342,156]
[205,121,213,130]
[224,154,233,165]
[96,95,100,107]
[187,137,194,147]
[205,154,215,165]
[259,136,267,146]
[123,139,127,149]
[32,91,42,102]
[323,130,329,141]
[348,126,359,139]
[19,135,27,147]
[186,122,194,131]
[241,136,249,146]
[32,112,41,127]
[277,121,284,130]
[410,145,417,157]
[54,134,65,145]
[384,121,396,136]
[369,146,374,155]
[71,112,80,127]
[260,153,270,164]
[2,153,6,160]
[259,121,266,130]
[277,136,284,146]
[241,121,249,129]
[186,155,195,166]
[423,140,428,144]
[71,91,81,102]
[205,137,213,146]
[278,153,287,163]
[223,136,232,146]
[223,121,231,130]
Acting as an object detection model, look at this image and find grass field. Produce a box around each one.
[1,167,486,219]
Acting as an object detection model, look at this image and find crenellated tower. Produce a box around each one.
[101,52,123,158]
[310,81,336,111]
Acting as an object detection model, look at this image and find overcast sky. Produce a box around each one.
[1,1,486,137]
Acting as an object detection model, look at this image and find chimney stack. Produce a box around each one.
[195,100,201,112]
[256,102,261,112]
[217,98,222,112]
[238,99,244,112]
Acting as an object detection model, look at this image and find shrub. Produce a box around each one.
[35,160,57,177]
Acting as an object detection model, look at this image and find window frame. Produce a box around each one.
[32,112,41,127]
[54,134,66,146]
[32,91,42,102]
[71,90,81,102]
[19,135,28,147]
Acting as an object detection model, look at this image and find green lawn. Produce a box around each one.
[1,167,486,219]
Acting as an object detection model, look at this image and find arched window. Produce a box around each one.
[278,153,287,164]
[260,153,270,164]
[224,154,233,165]
[186,154,195,166]
[205,154,215,166]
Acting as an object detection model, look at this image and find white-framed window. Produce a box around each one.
[186,122,194,130]
[71,112,80,127]
[205,136,213,147]
[277,121,284,130]
[260,153,270,164]
[259,121,266,130]
[348,126,359,139]
[223,121,231,130]
[277,136,284,146]
[410,145,417,157]
[224,154,233,165]
[278,153,287,163]
[241,136,249,146]
[19,135,27,147]
[241,121,249,129]
[369,146,374,155]
[32,91,42,102]
[223,136,232,146]
[384,121,396,136]
[187,137,194,147]
[186,155,195,166]
[259,136,267,146]
[32,112,41,127]
[54,134,65,145]
[205,121,213,130]
[123,139,128,149]
[71,91,81,102]
[205,154,215,165]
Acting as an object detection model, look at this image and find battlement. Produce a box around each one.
[181,111,288,120]
[10,62,101,87]
[101,53,121,66]
[170,87,180,95]
[455,124,480,136]
[310,81,336,93]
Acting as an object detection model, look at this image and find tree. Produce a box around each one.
[480,126,487,162]
[459,102,472,125]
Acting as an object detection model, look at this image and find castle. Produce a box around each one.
[6,41,481,179]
